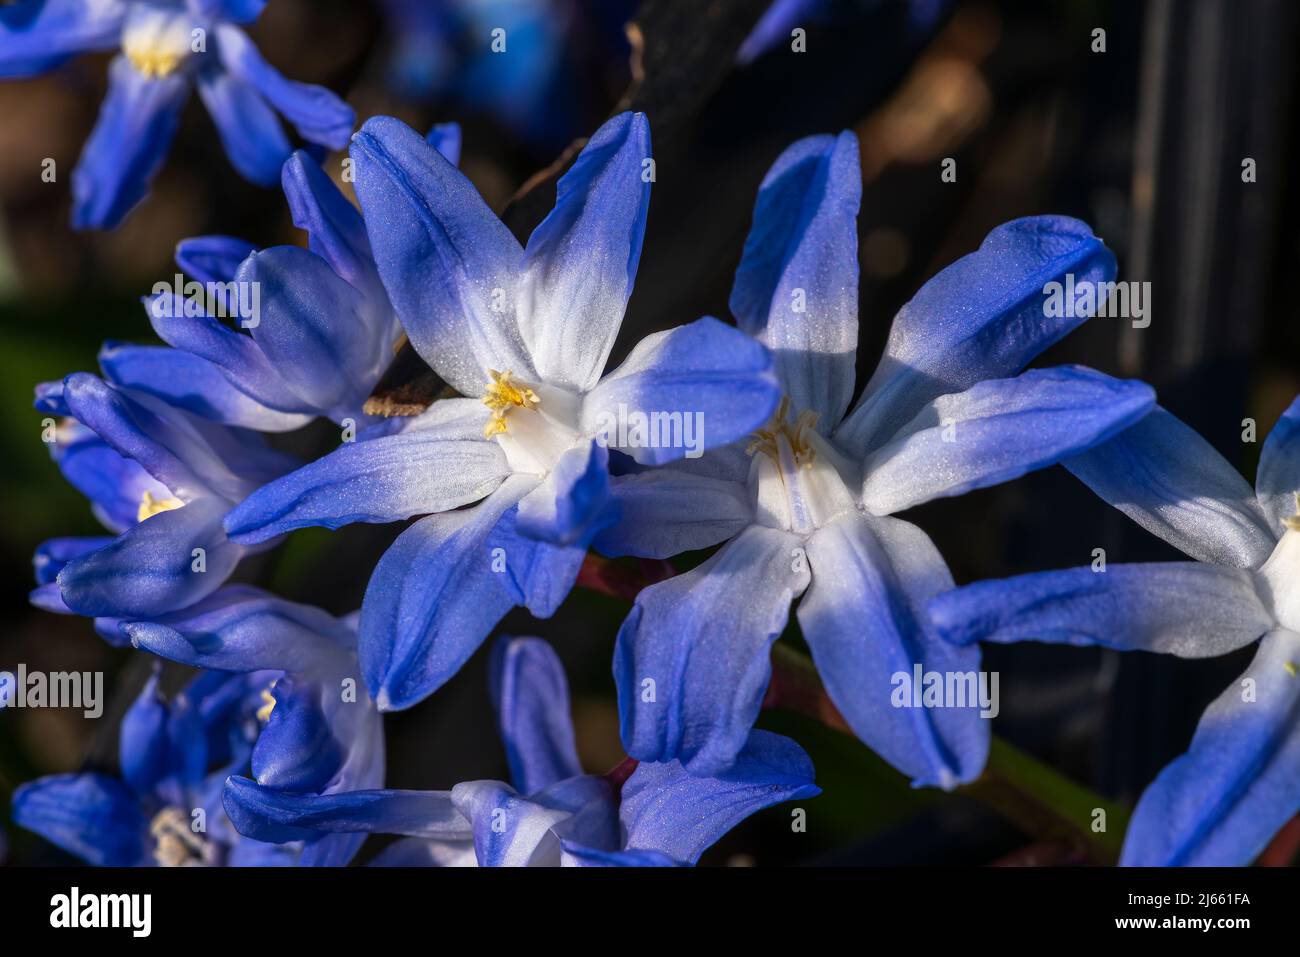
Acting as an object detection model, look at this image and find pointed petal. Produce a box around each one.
[12,773,146,866]
[99,341,312,432]
[1064,407,1278,567]
[196,66,292,186]
[582,316,781,465]
[615,525,809,774]
[175,235,257,284]
[489,637,582,794]
[594,469,754,559]
[120,671,169,796]
[860,366,1155,515]
[928,562,1274,657]
[223,405,508,544]
[730,131,861,426]
[214,23,353,148]
[58,496,244,618]
[123,585,353,673]
[71,56,189,229]
[1122,629,1300,865]
[621,730,820,863]
[280,151,379,295]
[350,115,530,395]
[799,513,988,787]
[222,776,469,843]
[836,216,1117,456]
[518,112,652,391]
[1256,394,1300,532]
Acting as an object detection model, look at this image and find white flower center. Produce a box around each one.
[747,399,858,535]
[123,7,196,78]
[1258,496,1300,634]
[482,370,582,476]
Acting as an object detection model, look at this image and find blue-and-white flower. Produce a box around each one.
[929,398,1300,864]
[223,636,819,867]
[222,111,783,712]
[0,0,354,228]
[598,132,1156,786]
[12,668,297,866]
[32,373,298,620]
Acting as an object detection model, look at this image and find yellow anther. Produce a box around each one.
[482,369,539,437]
[125,44,184,78]
[257,688,277,722]
[747,397,820,469]
[1285,661,1298,678]
[137,490,184,523]
[1283,492,1300,533]
[150,806,215,867]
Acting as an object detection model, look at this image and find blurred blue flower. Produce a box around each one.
[738,0,950,64]
[597,131,1154,786]
[929,397,1300,865]
[223,636,819,866]
[221,111,783,712]
[11,668,298,866]
[0,0,354,228]
[31,373,298,621]
[115,125,462,429]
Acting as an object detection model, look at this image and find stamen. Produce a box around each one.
[256,688,277,723]
[137,490,184,523]
[1285,661,1298,678]
[747,397,819,468]
[125,45,184,78]
[482,369,539,437]
[1284,492,1300,533]
[150,807,216,867]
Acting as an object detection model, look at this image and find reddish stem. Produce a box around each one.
[576,553,676,602]
[1256,814,1300,866]
[604,756,640,790]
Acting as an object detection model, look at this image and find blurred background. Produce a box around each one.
[1,0,1297,865]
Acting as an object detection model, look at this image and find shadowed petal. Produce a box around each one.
[12,773,146,866]
[175,235,257,284]
[928,562,1274,657]
[489,637,582,794]
[594,469,753,559]
[0,0,126,77]
[196,66,292,186]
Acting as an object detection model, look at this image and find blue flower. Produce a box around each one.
[222,111,783,712]
[11,667,298,866]
[222,636,819,866]
[737,0,950,64]
[0,0,354,228]
[120,126,462,429]
[32,373,298,620]
[928,399,1300,865]
[596,132,1155,786]
[120,585,386,865]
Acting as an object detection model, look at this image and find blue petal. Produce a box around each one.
[615,525,809,774]
[222,776,468,843]
[453,775,617,867]
[1120,629,1300,865]
[223,402,509,544]
[426,122,462,166]
[0,0,125,77]
[71,56,190,229]
[798,513,988,787]
[582,316,781,466]
[175,235,257,284]
[281,151,380,296]
[836,216,1117,456]
[730,131,861,426]
[48,420,164,532]
[34,379,70,415]
[359,477,587,710]
[99,341,313,432]
[34,535,113,585]
[489,637,583,794]
[1064,406,1278,568]
[515,439,612,545]
[215,23,354,149]
[621,730,820,863]
[560,842,681,867]
[736,0,820,63]
[928,562,1274,657]
[350,115,530,395]
[1256,394,1300,532]
[196,66,291,186]
[594,469,754,559]
[122,585,353,672]
[251,678,344,793]
[120,670,169,797]
[860,366,1156,515]
[58,495,245,618]
[11,773,147,866]
[186,0,266,23]
[517,112,652,391]
[237,245,383,414]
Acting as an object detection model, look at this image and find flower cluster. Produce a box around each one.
[11,2,1289,869]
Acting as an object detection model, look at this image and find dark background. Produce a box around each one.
[1,0,1297,865]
